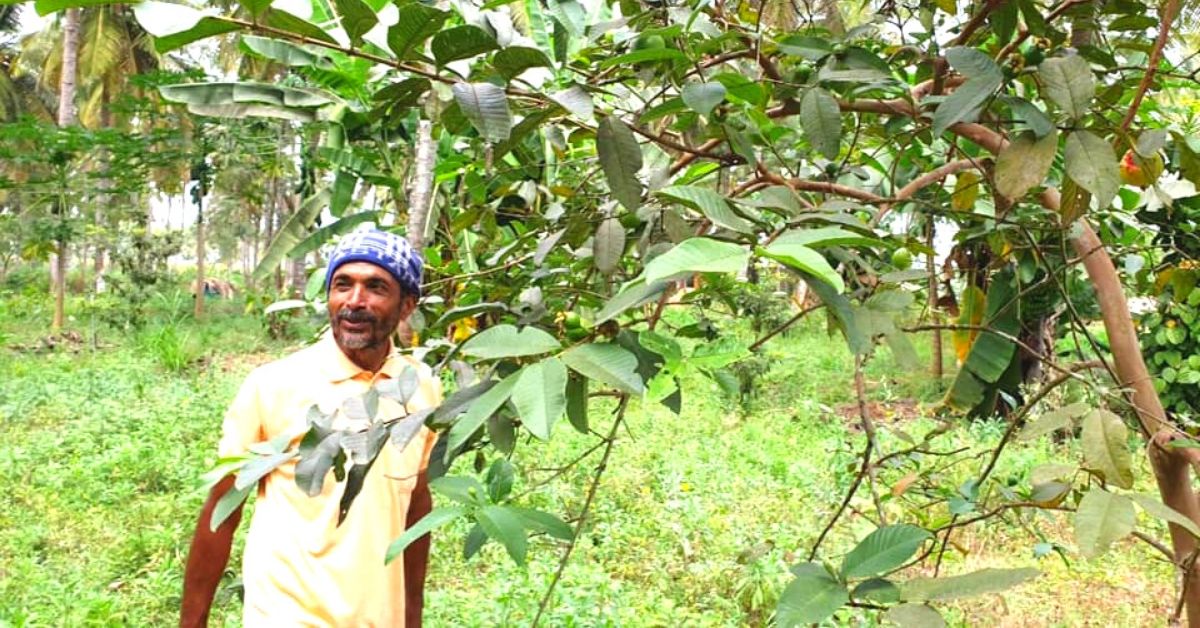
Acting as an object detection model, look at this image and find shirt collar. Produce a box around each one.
[316,331,407,383]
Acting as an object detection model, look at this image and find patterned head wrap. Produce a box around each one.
[325,229,423,298]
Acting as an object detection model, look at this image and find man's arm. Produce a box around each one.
[180,475,244,628]
[404,470,433,628]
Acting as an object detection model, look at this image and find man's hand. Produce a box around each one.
[180,475,244,628]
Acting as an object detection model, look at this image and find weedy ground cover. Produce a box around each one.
[0,301,1175,626]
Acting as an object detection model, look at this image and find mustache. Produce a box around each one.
[336,308,378,324]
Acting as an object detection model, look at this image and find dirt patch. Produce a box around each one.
[215,351,277,373]
[836,398,923,425]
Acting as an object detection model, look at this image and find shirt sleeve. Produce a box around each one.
[218,369,266,458]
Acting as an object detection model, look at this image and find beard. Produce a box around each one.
[332,308,388,350]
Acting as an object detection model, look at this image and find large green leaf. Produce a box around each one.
[209,483,253,532]
[656,185,754,234]
[565,372,588,433]
[477,505,528,564]
[931,47,1002,136]
[598,48,688,68]
[758,243,844,293]
[460,324,560,359]
[1074,488,1135,558]
[777,563,849,626]
[773,226,883,249]
[1130,493,1200,539]
[131,1,240,53]
[1064,130,1120,209]
[1080,409,1134,489]
[241,36,332,68]
[1017,401,1089,441]
[494,46,553,81]
[900,568,1039,601]
[841,524,932,579]
[643,238,749,283]
[560,343,644,394]
[549,85,594,122]
[995,129,1059,200]
[593,217,625,275]
[445,369,522,453]
[452,83,512,143]
[595,277,670,323]
[800,87,843,160]
[681,81,726,116]
[432,25,498,65]
[511,506,574,540]
[597,116,643,211]
[253,188,331,284]
[160,82,336,110]
[264,8,339,45]
[1039,55,1095,120]
[387,3,449,60]
[332,0,377,47]
[510,357,568,440]
[384,506,467,564]
[288,212,380,261]
[884,604,946,628]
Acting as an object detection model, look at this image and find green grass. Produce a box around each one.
[0,299,1178,626]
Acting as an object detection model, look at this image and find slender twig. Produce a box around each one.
[532,396,628,626]
[1119,0,1182,133]
[855,356,887,525]
[748,304,823,351]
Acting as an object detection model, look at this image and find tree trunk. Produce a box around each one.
[50,7,80,332]
[926,217,942,381]
[194,190,205,319]
[406,119,436,251]
[94,93,111,293]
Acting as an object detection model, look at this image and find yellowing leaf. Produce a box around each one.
[951,171,981,211]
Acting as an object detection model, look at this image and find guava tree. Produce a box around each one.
[11,0,1200,621]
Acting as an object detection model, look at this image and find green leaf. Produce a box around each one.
[430,476,487,505]
[511,358,568,440]
[852,578,902,604]
[493,46,553,81]
[445,370,522,453]
[682,82,726,116]
[1080,409,1134,489]
[387,3,449,60]
[713,73,767,107]
[1130,493,1200,539]
[460,324,560,359]
[900,567,1039,601]
[560,343,644,394]
[130,1,237,53]
[565,372,588,433]
[598,48,688,68]
[384,506,467,564]
[776,35,834,60]
[593,217,625,275]
[597,116,644,211]
[511,507,574,540]
[1064,130,1120,209]
[452,82,512,143]
[294,431,343,497]
[995,129,1059,200]
[1039,55,1095,120]
[477,505,528,564]
[595,277,670,324]
[486,459,515,502]
[209,483,252,532]
[656,185,754,234]
[332,0,377,47]
[288,212,380,261]
[1001,96,1055,138]
[1017,400,1087,441]
[241,36,331,68]
[931,47,1002,136]
[773,226,883,249]
[758,243,844,293]
[884,604,946,628]
[1075,488,1135,558]
[257,9,334,45]
[643,238,749,283]
[431,380,497,426]
[432,25,498,65]
[253,189,331,284]
[800,87,842,160]
[841,524,932,579]
[549,85,594,122]
[777,563,849,626]
[158,82,336,122]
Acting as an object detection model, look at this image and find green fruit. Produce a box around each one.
[563,311,582,330]
[891,247,914,270]
[633,34,665,51]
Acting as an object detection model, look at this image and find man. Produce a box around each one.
[181,229,440,627]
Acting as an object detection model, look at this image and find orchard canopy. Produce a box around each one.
[5,0,1200,622]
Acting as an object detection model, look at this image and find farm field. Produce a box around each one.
[0,293,1175,627]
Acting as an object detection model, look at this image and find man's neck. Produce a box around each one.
[341,343,391,373]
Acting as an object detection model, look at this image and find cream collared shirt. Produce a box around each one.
[219,333,441,627]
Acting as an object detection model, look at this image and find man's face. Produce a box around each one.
[327,262,414,352]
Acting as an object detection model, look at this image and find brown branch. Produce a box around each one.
[871,159,980,225]
[950,0,1006,47]
[1119,0,1182,133]
[749,303,823,351]
[630,125,739,163]
[669,138,726,175]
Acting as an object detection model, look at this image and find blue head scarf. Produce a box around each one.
[325,229,423,298]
